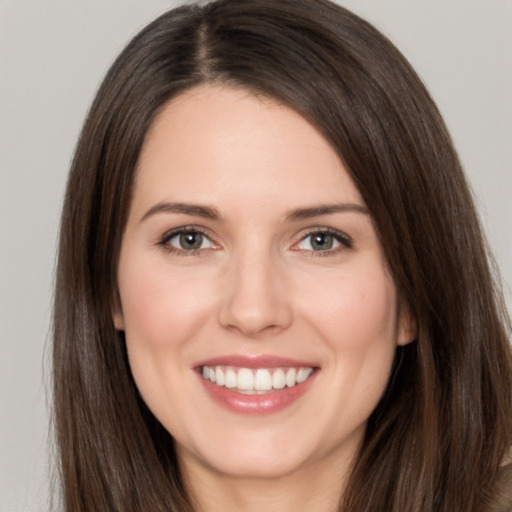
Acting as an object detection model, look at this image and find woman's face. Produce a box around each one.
[114,85,414,481]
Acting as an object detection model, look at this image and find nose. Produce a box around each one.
[218,247,293,338]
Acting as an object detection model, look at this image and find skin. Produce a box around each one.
[113,85,416,512]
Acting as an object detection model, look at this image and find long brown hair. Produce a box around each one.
[53,0,512,510]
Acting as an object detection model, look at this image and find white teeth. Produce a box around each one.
[272,368,286,389]
[201,365,314,393]
[215,367,225,386]
[237,368,254,390]
[225,369,237,388]
[254,369,272,391]
[296,367,313,383]
[285,368,296,387]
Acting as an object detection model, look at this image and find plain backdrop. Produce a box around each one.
[1,1,511,510]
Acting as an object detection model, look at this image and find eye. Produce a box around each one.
[293,230,352,253]
[160,228,216,253]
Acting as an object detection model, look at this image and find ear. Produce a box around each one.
[112,308,125,331]
[396,300,417,346]
[111,294,125,331]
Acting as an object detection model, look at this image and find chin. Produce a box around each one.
[178,428,330,481]
[207,453,308,480]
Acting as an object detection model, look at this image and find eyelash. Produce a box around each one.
[292,228,353,257]
[157,227,353,257]
[157,226,215,256]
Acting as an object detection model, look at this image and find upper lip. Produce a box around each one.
[194,354,318,369]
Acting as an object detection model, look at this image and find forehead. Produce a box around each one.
[133,84,364,216]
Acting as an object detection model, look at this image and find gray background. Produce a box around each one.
[1,1,511,510]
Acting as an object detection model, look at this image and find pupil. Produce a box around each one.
[312,233,333,250]
[180,232,202,250]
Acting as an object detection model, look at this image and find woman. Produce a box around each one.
[52,0,512,510]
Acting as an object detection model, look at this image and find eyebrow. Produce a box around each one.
[140,201,369,224]
[140,202,221,223]
[285,203,369,221]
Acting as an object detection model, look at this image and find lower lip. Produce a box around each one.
[198,371,317,415]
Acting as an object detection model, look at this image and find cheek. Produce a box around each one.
[116,251,220,421]
[302,261,398,348]
[116,250,222,408]
[300,261,398,410]
[118,253,216,350]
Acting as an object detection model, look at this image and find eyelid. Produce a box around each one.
[157,225,219,254]
[291,227,353,254]
[156,225,353,256]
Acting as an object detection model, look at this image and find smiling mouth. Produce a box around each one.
[200,365,315,395]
